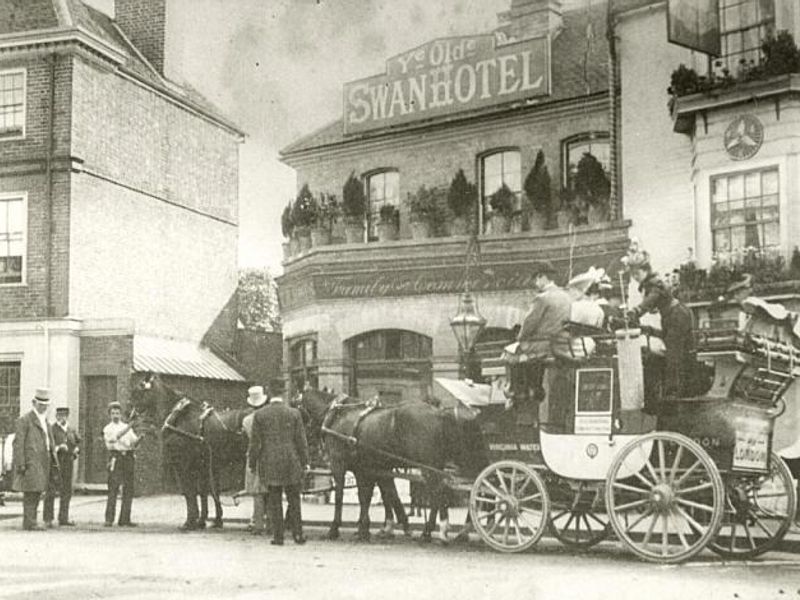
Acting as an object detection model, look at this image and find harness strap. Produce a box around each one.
[163,422,205,443]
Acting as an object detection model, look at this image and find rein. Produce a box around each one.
[161,398,240,444]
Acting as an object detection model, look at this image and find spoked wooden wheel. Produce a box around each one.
[605,432,724,564]
[469,460,550,553]
[710,452,797,559]
[547,477,610,550]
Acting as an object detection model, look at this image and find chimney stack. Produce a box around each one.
[114,0,167,74]
[497,0,563,42]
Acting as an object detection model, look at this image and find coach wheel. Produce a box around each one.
[710,452,796,559]
[547,477,610,550]
[605,432,724,564]
[469,460,550,553]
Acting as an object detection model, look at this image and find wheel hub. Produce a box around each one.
[650,484,675,512]
[498,497,519,518]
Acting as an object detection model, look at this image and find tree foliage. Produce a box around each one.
[238,268,281,332]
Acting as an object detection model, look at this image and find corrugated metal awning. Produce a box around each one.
[133,336,246,382]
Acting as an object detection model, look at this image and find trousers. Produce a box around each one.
[105,453,135,525]
[44,456,74,524]
[266,484,302,542]
[22,491,42,529]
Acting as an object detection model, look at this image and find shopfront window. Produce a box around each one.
[562,133,610,190]
[367,170,399,240]
[289,337,318,392]
[0,361,20,434]
[481,149,521,231]
[719,0,775,73]
[711,167,779,255]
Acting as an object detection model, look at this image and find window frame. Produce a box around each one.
[0,192,27,287]
[287,335,319,393]
[718,0,775,73]
[0,359,21,435]
[0,68,26,142]
[478,147,522,234]
[709,165,781,257]
[561,132,611,190]
[364,168,400,241]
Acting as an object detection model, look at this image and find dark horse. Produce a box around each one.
[300,389,488,542]
[131,372,250,529]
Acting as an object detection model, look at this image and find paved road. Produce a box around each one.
[2,520,800,600]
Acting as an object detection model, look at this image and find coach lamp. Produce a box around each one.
[450,232,486,377]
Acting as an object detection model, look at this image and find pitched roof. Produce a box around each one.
[281,3,609,157]
[0,0,243,137]
[133,336,246,382]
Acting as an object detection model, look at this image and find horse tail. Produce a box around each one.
[205,442,221,509]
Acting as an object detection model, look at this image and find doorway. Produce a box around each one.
[83,376,116,484]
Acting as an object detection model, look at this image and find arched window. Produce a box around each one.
[288,336,318,392]
[366,170,399,241]
[562,132,610,190]
[480,149,521,233]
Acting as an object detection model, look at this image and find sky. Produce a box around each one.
[84,0,581,274]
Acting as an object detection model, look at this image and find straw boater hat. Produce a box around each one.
[246,386,268,408]
[33,388,50,404]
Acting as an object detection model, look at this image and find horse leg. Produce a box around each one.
[198,493,208,529]
[210,457,223,529]
[380,478,409,537]
[355,473,374,542]
[328,464,345,541]
[436,501,450,545]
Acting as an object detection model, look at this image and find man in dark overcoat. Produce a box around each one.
[248,378,309,546]
[44,406,81,526]
[12,388,58,531]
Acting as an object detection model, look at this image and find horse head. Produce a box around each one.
[440,402,489,478]
[131,372,183,426]
[296,387,339,433]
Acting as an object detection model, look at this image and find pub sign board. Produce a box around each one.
[343,34,550,135]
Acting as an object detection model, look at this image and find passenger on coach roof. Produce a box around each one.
[622,240,697,402]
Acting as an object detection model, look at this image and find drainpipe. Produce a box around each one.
[606,0,620,220]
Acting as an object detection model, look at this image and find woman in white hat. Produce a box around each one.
[563,268,606,358]
[242,386,269,534]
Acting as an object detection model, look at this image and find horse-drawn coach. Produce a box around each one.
[441,297,799,564]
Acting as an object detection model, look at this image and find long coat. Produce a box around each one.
[12,410,57,493]
[517,283,572,356]
[248,400,308,487]
[242,412,267,494]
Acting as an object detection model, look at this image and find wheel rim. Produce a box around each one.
[605,432,724,563]
[710,452,797,559]
[469,461,550,553]
[547,478,610,549]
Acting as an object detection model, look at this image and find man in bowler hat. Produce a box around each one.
[44,406,81,526]
[12,388,58,531]
[248,378,309,545]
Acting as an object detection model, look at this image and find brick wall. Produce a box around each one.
[71,57,239,224]
[234,330,283,386]
[114,0,167,74]
[290,104,607,238]
[69,54,239,343]
[0,54,72,319]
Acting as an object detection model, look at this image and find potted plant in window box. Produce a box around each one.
[408,185,438,240]
[342,171,367,244]
[447,169,477,236]
[292,184,315,253]
[523,150,553,233]
[488,184,515,234]
[281,201,294,260]
[574,152,610,226]
[326,193,344,243]
[310,192,339,247]
[377,203,400,242]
